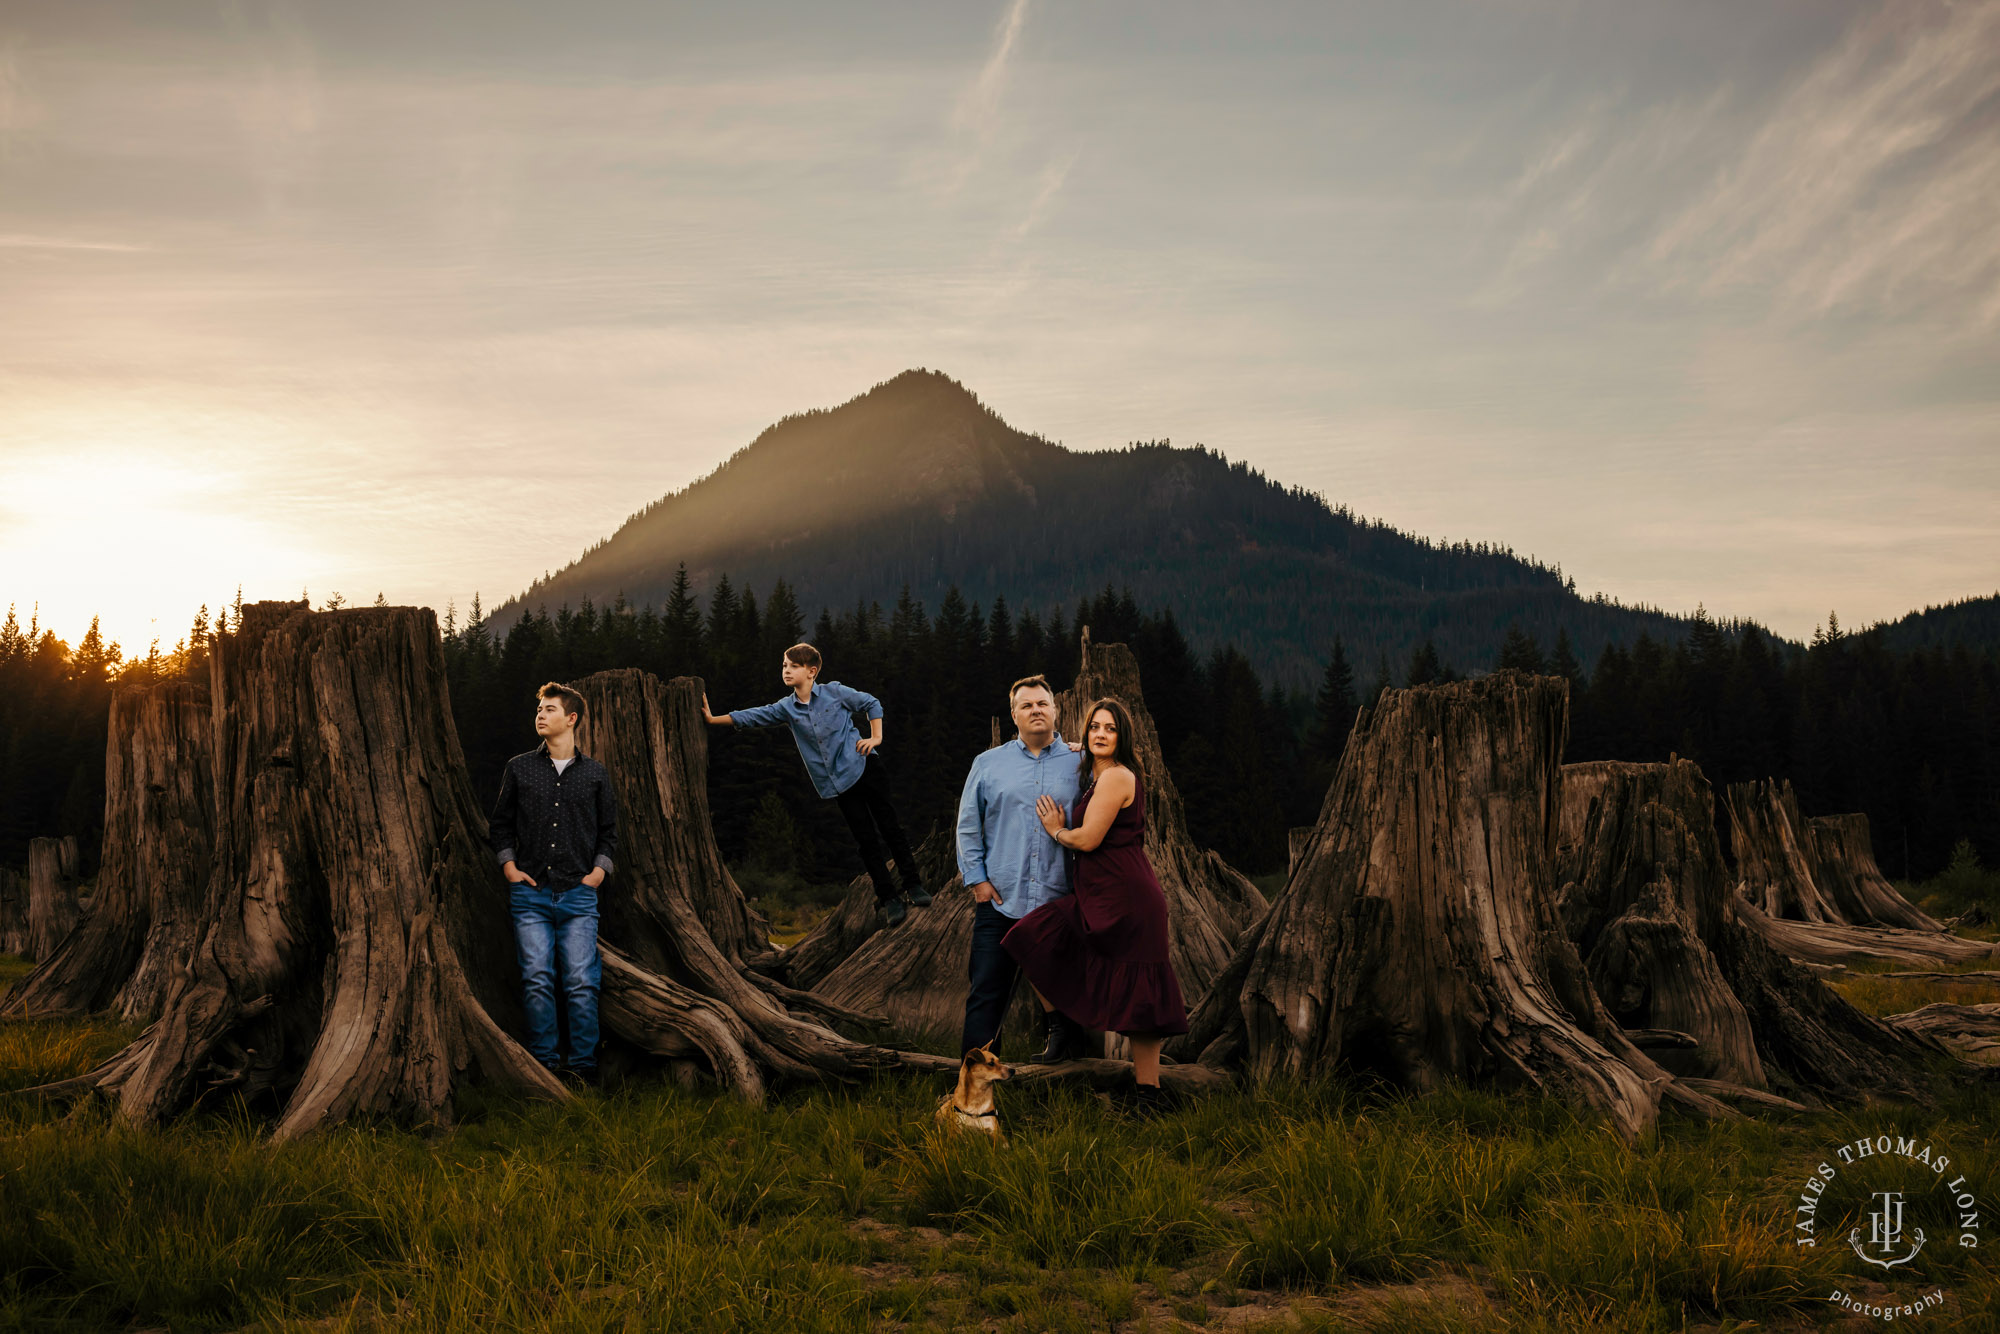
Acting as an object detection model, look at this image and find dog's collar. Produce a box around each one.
[951,1105,999,1118]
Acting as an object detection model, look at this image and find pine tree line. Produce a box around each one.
[2,584,1994,885]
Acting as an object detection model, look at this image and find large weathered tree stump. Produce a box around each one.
[811,870,1042,1046]
[0,867,27,956]
[1803,813,1942,932]
[1723,779,1840,923]
[1176,674,1673,1138]
[1557,758,1950,1106]
[566,667,912,1099]
[25,836,82,963]
[2,682,214,1020]
[570,670,775,974]
[38,603,562,1138]
[1555,760,1763,1087]
[780,826,956,992]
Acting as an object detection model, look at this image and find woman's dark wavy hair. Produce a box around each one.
[1076,696,1144,793]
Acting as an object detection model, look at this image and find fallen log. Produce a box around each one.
[1732,898,2000,969]
[24,836,82,963]
[1881,1003,2000,1062]
[2,681,214,1020]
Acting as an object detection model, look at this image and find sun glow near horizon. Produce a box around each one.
[1,426,332,658]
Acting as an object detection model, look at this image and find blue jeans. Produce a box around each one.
[509,883,602,1070]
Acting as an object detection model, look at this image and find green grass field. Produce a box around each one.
[2,999,1995,1334]
[4,872,1996,1332]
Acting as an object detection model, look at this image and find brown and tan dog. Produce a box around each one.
[936,1043,1011,1143]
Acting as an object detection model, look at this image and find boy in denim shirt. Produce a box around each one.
[704,644,932,926]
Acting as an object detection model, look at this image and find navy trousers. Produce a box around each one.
[961,900,1020,1053]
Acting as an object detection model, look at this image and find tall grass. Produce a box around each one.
[2,1007,1996,1332]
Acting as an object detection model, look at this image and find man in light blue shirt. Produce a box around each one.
[705,643,932,926]
[957,674,1085,1056]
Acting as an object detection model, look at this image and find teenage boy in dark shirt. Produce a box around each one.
[703,643,931,926]
[489,681,619,1084]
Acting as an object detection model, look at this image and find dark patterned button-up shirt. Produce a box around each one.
[489,744,619,888]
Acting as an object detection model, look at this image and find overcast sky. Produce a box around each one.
[3,0,1996,655]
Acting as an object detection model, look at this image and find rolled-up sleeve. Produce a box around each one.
[836,682,884,720]
[592,769,619,874]
[730,697,790,729]
[489,762,519,867]
[956,761,988,887]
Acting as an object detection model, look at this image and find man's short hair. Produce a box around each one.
[1009,674,1054,703]
[537,681,586,722]
[785,643,822,670]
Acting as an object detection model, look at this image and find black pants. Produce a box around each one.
[833,756,920,902]
[961,900,1019,1053]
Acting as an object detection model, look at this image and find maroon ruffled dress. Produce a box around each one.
[1002,775,1188,1037]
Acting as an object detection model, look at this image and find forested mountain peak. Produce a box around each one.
[498,370,1699,684]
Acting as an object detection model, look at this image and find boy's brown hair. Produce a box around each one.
[1009,674,1053,702]
[784,643,822,671]
[537,681,586,722]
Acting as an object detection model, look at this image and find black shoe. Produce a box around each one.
[1129,1083,1172,1120]
[560,1064,599,1089]
[1038,1010,1093,1064]
[879,896,908,928]
[904,882,933,908]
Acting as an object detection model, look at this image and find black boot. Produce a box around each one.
[903,879,933,908]
[1129,1083,1172,1120]
[878,895,908,928]
[1038,1009,1092,1064]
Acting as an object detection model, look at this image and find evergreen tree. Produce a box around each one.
[662,563,703,677]
[1308,638,1356,762]
[1407,640,1443,687]
[1497,624,1544,674]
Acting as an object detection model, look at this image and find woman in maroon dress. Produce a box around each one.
[1002,697,1187,1114]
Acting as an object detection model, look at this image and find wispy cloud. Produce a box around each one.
[1648,0,2000,330]
[1014,145,1076,237]
[0,234,148,252]
[938,0,1032,194]
[952,0,1030,137]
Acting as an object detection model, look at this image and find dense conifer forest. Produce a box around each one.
[4,581,1995,887]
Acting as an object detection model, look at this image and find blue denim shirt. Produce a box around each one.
[956,734,1080,920]
[730,681,883,799]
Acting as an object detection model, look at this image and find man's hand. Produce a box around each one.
[503,861,537,888]
[969,881,1000,905]
[582,867,607,889]
[856,736,880,756]
[701,694,721,725]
